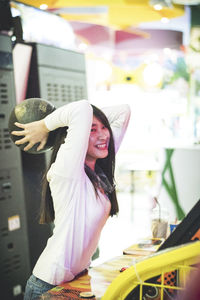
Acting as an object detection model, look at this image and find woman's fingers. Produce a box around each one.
[37,140,46,151]
[15,137,28,145]
[11,130,25,136]
[14,122,26,128]
[23,142,34,151]
[15,137,48,151]
[14,136,34,151]
[11,123,27,136]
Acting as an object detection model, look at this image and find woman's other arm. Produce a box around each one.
[101,104,131,153]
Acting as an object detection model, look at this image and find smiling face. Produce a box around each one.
[85,116,110,170]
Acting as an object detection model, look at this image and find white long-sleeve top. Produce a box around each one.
[33,100,131,285]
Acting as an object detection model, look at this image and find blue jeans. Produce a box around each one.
[24,274,56,300]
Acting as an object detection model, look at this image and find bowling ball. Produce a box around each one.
[8,98,57,154]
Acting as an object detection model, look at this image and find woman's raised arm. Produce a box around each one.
[101,104,131,153]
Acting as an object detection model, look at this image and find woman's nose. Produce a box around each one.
[98,130,107,139]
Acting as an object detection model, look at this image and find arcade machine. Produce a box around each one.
[0,34,31,299]
[1,6,88,297]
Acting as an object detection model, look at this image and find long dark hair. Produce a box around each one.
[39,105,118,224]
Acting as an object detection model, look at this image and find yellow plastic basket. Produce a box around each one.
[102,241,200,300]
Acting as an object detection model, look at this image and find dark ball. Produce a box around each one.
[8,98,57,154]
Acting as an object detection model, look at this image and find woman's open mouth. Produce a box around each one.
[96,143,108,150]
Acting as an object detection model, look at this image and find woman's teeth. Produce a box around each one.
[96,144,106,149]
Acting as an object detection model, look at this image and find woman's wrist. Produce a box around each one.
[41,119,50,132]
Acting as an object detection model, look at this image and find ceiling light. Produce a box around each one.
[161,17,170,23]
[40,4,48,10]
[154,4,163,10]
[150,0,173,8]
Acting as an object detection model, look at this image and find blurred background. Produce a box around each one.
[1,0,200,298]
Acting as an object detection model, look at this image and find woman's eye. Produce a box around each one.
[91,128,96,132]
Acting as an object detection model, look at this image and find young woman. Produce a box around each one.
[12,100,131,299]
